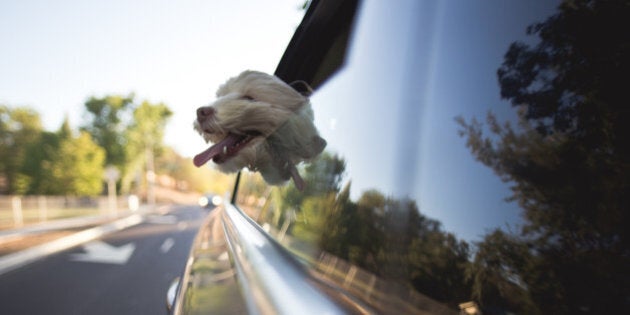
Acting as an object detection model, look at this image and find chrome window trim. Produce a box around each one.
[221,202,350,315]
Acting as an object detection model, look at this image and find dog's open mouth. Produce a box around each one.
[193,132,259,167]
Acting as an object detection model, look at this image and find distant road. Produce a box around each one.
[0,205,207,315]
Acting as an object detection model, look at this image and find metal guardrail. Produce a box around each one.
[221,202,351,315]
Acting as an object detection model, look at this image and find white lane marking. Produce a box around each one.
[147,215,178,225]
[177,222,188,230]
[160,237,175,253]
[70,241,135,265]
[0,214,143,275]
[157,205,171,214]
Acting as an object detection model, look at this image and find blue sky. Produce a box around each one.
[0,0,305,156]
[312,0,559,241]
[1,0,560,242]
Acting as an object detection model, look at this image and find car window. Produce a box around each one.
[235,0,628,314]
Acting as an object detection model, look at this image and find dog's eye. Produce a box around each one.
[241,95,255,101]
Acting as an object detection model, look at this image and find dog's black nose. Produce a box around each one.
[197,106,215,122]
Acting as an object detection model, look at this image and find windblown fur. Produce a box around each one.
[193,70,326,190]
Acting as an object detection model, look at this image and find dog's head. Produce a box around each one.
[193,70,326,190]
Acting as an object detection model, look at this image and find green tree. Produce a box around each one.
[373,196,471,306]
[458,0,630,313]
[293,192,339,244]
[81,94,134,169]
[82,95,174,195]
[408,228,471,306]
[292,183,383,272]
[276,152,346,214]
[290,179,473,307]
[122,100,173,194]
[20,131,59,194]
[467,230,538,314]
[41,130,105,196]
[0,105,43,194]
[21,117,72,194]
[126,101,173,152]
[156,147,234,193]
[281,151,472,306]
[344,189,384,271]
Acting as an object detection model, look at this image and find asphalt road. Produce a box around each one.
[0,205,207,315]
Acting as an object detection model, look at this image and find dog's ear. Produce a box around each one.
[289,80,313,97]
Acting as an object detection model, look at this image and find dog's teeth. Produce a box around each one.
[223,146,227,154]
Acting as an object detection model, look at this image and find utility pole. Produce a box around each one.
[146,146,156,207]
[104,165,120,214]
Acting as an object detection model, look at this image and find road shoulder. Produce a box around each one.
[0,214,143,275]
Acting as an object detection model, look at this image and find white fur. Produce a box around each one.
[193,70,326,189]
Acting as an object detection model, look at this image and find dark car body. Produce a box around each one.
[171,0,629,314]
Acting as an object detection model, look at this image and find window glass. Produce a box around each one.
[238,0,627,313]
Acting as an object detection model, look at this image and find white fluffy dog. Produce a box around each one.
[193,70,326,190]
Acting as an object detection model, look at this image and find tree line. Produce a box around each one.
[456,0,629,313]
[256,153,472,309]
[1,95,223,196]
[1,105,103,195]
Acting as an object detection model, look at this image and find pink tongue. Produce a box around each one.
[288,163,305,191]
[193,134,240,167]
